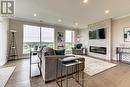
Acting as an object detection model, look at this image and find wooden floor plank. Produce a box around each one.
[4,59,130,87]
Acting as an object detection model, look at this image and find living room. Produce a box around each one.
[1,0,130,87]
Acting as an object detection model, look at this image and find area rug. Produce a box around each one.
[75,55,117,76]
[0,66,16,87]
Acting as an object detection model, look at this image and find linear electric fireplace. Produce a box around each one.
[90,46,106,54]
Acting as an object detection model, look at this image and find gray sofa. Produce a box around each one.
[41,47,85,83]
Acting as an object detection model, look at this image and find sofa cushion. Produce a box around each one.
[55,49,65,55]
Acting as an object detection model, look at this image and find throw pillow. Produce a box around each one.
[77,44,82,49]
[55,49,65,55]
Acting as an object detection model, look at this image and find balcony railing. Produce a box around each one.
[23,42,54,54]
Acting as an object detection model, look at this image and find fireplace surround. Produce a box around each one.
[90,46,107,54]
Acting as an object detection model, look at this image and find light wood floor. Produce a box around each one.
[2,59,130,87]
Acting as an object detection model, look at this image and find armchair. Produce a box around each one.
[72,43,83,55]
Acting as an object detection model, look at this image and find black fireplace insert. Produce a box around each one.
[89,46,106,54]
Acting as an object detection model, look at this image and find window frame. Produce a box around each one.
[23,24,55,54]
[65,30,75,50]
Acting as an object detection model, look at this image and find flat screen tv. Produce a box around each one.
[89,28,106,39]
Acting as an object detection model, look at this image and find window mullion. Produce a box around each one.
[40,26,42,45]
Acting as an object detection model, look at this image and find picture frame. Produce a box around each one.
[57,32,64,48]
[124,27,130,42]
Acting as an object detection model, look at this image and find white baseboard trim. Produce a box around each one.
[18,56,29,59]
[0,59,7,66]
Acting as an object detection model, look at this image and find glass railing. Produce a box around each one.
[23,42,73,54]
[65,42,73,50]
[23,42,54,54]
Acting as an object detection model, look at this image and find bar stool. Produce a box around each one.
[56,57,84,87]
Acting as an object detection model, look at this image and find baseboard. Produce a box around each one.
[8,56,29,61]
[18,56,29,59]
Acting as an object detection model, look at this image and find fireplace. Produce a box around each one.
[89,46,106,55]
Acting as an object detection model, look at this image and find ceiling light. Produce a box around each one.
[75,22,78,26]
[33,13,37,17]
[83,0,88,3]
[58,19,62,22]
[105,10,110,14]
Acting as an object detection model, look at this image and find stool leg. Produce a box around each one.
[38,63,41,75]
[61,64,63,87]
[82,64,84,87]
[78,64,79,82]
[76,64,78,81]
[66,67,68,87]
[40,61,42,75]
[82,70,84,87]
[56,59,58,82]
[72,66,74,78]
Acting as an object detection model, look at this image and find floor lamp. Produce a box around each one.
[8,30,18,60]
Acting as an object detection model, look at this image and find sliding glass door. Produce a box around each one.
[23,24,54,54]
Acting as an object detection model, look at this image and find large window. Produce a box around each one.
[65,30,75,50]
[23,25,40,54]
[41,27,54,48]
[23,25,54,54]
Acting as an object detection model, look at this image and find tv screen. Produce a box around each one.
[89,28,105,39]
[98,28,105,39]
[89,30,97,39]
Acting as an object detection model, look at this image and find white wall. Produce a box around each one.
[80,16,130,61]
[0,22,2,65]
[80,19,112,61]
[0,18,9,66]
[79,29,88,48]
[112,16,130,60]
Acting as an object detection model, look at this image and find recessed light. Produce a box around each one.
[105,10,110,14]
[83,0,88,3]
[75,22,78,26]
[33,13,37,17]
[58,19,62,22]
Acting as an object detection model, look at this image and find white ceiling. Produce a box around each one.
[14,0,130,29]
